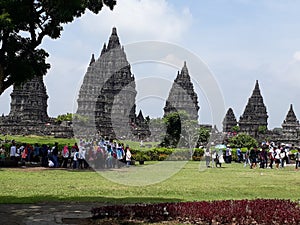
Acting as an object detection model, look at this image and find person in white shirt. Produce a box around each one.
[10,140,16,160]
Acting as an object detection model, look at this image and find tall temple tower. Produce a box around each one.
[281,104,300,142]
[222,108,237,132]
[8,76,49,122]
[163,61,200,121]
[76,27,137,138]
[239,80,268,137]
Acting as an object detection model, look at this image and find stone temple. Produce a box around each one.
[163,61,200,120]
[0,77,73,137]
[222,108,237,132]
[238,80,268,137]
[223,80,300,145]
[75,27,149,139]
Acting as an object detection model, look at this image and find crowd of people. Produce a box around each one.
[242,142,300,170]
[2,139,300,171]
[1,138,133,169]
[205,142,300,170]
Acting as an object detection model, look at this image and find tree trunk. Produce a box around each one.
[0,65,5,95]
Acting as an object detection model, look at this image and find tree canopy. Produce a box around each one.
[0,0,116,95]
[228,133,258,149]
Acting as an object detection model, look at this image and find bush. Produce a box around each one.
[91,199,300,224]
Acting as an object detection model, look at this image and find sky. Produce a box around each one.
[1,0,300,130]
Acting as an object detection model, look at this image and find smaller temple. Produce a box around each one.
[280,104,300,142]
[163,61,200,121]
[0,76,73,137]
[239,80,268,137]
[132,110,151,140]
[9,76,49,123]
[222,108,237,132]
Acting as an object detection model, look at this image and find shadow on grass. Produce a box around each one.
[0,195,182,204]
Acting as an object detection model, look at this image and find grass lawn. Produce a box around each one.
[0,134,76,146]
[0,162,299,204]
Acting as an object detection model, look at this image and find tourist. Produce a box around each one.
[211,150,217,168]
[0,145,6,161]
[236,148,242,163]
[215,149,224,168]
[41,144,48,167]
[204,148,211,168]
[51,142,59,167]
[62,144,69,168]
[225,146,232,163]
[274,147,281,169]
[78,146,85,169]
[116,143,125,168]
[280,148,286,168]
[295,148,300,171]
[243,149,251,168]
[125,145,132,167]
[73,148,79,169]
[249,147,257,169]
[32,143,40,163]
[106,144,113,168]
[9,140,16,161]
[268,147,274,169]
[259,148,268,169]
[69,143,79,168]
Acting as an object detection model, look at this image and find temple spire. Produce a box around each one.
[107,27,121,50]
[89,54,95,66]
[164,61,199,121]
[181,61,189,77]
[100,43,107,56]
[283,104,298,124]
[223,108,237,132]
[239,80,268,137]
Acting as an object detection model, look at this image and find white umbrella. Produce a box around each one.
[215,144,227,149]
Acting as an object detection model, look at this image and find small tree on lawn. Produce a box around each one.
[180,119,200,160]
[228,133,258,149]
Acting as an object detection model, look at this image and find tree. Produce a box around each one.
[197,127,210,146]
[0,0,116,95]
[228,133,258,149]
[161,111,183,147]
[231,125,240,133]
[161,110,200,150]
[180,119,200,159]
[258,125,267,134]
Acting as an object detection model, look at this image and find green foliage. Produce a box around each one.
[231,125,240,133]
[197,127,210,144]
[258,125,267,134]
[161,110,199,148]
[56,113,73,122]
[228,133,258,149]
[0,135,75,150]
[161,111,183,147]
[0,0,116,94]
[56,113,89,123]
[133,151,151,161]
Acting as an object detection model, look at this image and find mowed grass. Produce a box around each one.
[0,162,299,204]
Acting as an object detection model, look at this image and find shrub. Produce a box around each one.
[91,199,300,224]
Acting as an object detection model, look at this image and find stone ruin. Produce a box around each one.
[223,80,300,145]
[0,77,73,138]
[75,27,150,140]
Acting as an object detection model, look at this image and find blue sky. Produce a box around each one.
[1,0,300,129]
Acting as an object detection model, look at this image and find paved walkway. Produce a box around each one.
[0,203,100,225]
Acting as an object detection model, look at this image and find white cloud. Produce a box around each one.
[293,51,300,62]
[79,0,192,43]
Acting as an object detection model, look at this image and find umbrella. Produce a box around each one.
[214,144,227,149]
